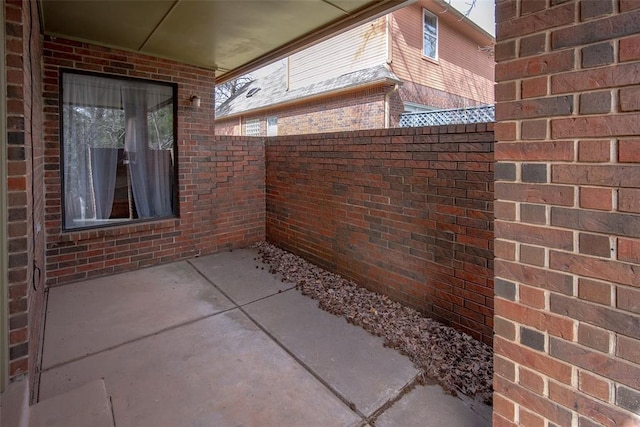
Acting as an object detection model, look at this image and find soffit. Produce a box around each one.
[426,0,494,45]
[39,0,413,83]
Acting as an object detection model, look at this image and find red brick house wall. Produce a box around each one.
[215,85,393,136]
[494,0,640,425]
[1,0,272,390]
[0,32,266,387]
[388,88,404,128]
[4,0,46,390]
[266,124,495,344]
[42,39,265,285]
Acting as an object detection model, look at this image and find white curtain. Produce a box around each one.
[63,73,122,228]
[123,86,173,218]
[63,73,174,229]
[90,147,118,219]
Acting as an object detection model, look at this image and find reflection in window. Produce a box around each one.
[61,72,176,230]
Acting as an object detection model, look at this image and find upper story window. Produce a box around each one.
[245,118,261,136]
[61,72,177,230]
[423,9,438,60]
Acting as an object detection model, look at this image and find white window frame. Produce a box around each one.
[422,9,439,60]
[266,116,278,136]
[244,118,261,136]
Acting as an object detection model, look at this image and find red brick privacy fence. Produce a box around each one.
[266,124,495,344]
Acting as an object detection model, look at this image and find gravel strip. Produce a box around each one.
[255,242,493,405]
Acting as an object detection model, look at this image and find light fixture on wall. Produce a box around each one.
[190,95,201,108]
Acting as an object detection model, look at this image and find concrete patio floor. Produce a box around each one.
[34,248,492,426]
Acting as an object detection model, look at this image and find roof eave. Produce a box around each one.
[215,76,402,121]
[428,0,495,46]
[217,0,417,84]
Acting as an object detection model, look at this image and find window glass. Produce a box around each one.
[245,118,261,136]
[61,72,176,230]
[423,9,438,59]
[404,103,435,113]
[267,116,278,136]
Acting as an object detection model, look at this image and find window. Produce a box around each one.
[404,103,435,113]
[245,118,261,136]
[246,87,261,98]
[423,9,438,60]
[61,72,176,230]
[267,116,278,136]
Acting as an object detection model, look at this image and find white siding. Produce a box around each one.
[288,17,387,90]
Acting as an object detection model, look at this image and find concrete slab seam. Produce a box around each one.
[108,394,116,427]
[187,260,368,421]
[236,287,297,309]
[365,371,426,425]
[241,309,368,419]
[186,259,297,308]
[39,307,238,375]
[34,286,51,403]
[458,392,494,423]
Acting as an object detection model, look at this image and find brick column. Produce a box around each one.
[4,0,46,387]
[494,0,640,425]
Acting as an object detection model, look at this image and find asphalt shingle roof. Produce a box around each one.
[215,64,401,118]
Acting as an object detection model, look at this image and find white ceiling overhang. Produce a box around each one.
[39,0,413,84]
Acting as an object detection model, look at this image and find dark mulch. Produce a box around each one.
[255,242,493,405]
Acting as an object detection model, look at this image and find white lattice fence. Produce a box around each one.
[399,105,495,127]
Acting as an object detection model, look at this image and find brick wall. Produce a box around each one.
[399,80,487,110]
[42,38,265,286]
[266,125,495,344]
[388,88,404,128]
[216,85,394,136]
[4,0,46,390]
[494,0,640,425]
